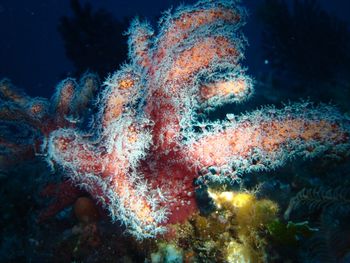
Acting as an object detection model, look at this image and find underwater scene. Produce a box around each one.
[1,0,350,262]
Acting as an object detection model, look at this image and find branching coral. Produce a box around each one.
[0,74,99,168]
[0,0,349,239]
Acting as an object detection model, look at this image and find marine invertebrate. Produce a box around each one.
[284,187,350,262]
[284,187,350,220]
[0,74,99,168]
[0,0,349,240]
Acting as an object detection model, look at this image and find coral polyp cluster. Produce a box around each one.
[0,74,99,167]
[0,0,349,240]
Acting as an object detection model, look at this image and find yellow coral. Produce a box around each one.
[236,198,279,233]
[225,240,256,263]
[156,190,279,262]
[208,189,279,262]
[208,190,255,210]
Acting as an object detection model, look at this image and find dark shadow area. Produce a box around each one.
[58,0,130,78]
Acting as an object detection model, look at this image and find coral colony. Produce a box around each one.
[0,0,349,239]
